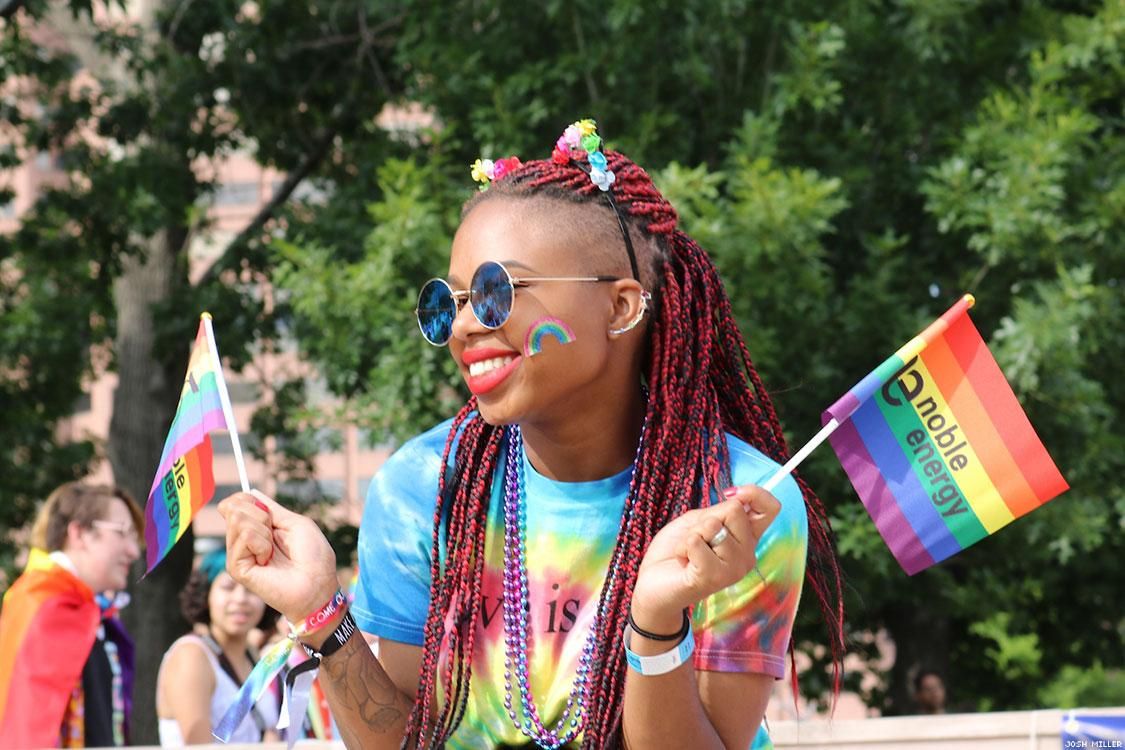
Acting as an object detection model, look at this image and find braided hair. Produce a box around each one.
[403,149,845,748]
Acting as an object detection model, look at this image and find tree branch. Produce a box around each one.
[193,10,405,290]
[193,120,340,289]
[572,10,600,104]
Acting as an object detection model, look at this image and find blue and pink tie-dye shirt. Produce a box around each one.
[353,419,807,749]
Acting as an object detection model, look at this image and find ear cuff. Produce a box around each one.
[609,291,652,336]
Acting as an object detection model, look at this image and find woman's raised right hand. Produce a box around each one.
[218,490,339,624]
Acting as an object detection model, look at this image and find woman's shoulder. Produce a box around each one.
[724,433,805,512]
[724,433,782,479]
[363,417,462,514]
[162,634,213,664]
[158,635,217,692]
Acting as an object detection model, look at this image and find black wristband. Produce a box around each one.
[302,610,357,660]
[627,608,690,642]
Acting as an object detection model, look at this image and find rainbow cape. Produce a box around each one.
[142,317,225,573]
[824,294,1068,574]
[0,559,133,748]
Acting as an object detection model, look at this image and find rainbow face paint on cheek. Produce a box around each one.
[524,317,577,357]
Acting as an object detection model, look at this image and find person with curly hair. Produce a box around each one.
[219,117,845,749]
[155,550,280,745]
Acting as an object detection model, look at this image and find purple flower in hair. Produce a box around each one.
[563,125,582,149]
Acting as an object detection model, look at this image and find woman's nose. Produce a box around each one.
[450,296,487,341]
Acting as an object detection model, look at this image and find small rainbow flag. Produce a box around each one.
[824,295,1068,574]
[142,315,228,574]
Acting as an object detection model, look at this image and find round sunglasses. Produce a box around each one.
[415,260,620,346]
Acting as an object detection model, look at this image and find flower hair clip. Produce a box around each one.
[470,156,523,190]
[553,118,615,191]
[467,118,614,192]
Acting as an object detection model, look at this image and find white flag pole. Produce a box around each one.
[201,312,251,492]
[759,418,841,493]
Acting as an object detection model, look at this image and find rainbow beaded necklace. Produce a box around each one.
[500,416,647,748]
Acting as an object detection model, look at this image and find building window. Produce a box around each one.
[276,479,319,504]
[318,428,343,452]
[211,431,235,455]
[213,182,259,206]
[211,484,243,504]
[228,381,261,404]
[275,478,345,504]
[318,479,344,500]
[34,151,63,171]
[276,427,342,454]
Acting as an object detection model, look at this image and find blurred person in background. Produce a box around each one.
[0,482,141,748]
[913,669,948,715]
[156,549,281,745]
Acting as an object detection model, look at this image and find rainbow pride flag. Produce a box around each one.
[142,317,226,573]
[824,294,1068,574]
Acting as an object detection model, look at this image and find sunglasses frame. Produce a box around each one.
[416,260,620,346]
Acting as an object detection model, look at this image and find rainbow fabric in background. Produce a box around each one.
[0,562,104,748]
[142,318,224,574]
[824,294,1068,574]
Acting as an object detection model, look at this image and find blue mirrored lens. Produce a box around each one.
[470,261,513,329]
[417,279,457,345]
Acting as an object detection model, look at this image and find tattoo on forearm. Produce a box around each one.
[321,634,410,747]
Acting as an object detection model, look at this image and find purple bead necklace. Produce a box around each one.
[501,415,647,749]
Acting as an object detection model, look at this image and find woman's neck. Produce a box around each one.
[521,387,646,482]
[208,625,249,665]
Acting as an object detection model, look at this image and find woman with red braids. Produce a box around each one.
[220,117,844,749]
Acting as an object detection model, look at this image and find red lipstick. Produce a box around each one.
[462,348,522,396]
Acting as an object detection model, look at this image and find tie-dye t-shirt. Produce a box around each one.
[353,419,807,749]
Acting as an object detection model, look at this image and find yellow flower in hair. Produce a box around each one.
[470,158,493,184]
[575,118,597,137]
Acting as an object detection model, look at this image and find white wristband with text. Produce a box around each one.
[623,620,695,676]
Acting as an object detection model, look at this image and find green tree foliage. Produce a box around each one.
[1,0,408,739]
[3,0,1122,725]
[274,154,465,440]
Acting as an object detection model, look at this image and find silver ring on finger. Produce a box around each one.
[707,524,730,548]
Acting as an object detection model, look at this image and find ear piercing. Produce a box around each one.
[609,291,652,336]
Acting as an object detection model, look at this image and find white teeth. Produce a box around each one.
[469,356,515,378]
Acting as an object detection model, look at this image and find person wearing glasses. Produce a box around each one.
[0,482,142,748]
[220,118,845,749]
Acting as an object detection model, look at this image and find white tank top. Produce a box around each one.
[157,634,280,746]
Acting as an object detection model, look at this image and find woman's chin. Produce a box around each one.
[475,400,519,427]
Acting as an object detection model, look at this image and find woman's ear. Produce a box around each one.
[65,520,86,552]
[607,280,651,337]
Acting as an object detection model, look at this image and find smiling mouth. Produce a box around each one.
[468,355,517,377]
[464,353,522,396]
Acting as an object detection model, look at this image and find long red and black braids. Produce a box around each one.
[402,149,845,749]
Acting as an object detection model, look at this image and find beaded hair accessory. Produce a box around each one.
[470,156,523,190]
[551,118,615,190]
[468,118,641,281]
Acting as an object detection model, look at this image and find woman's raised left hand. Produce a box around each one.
[629,485,781,633]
